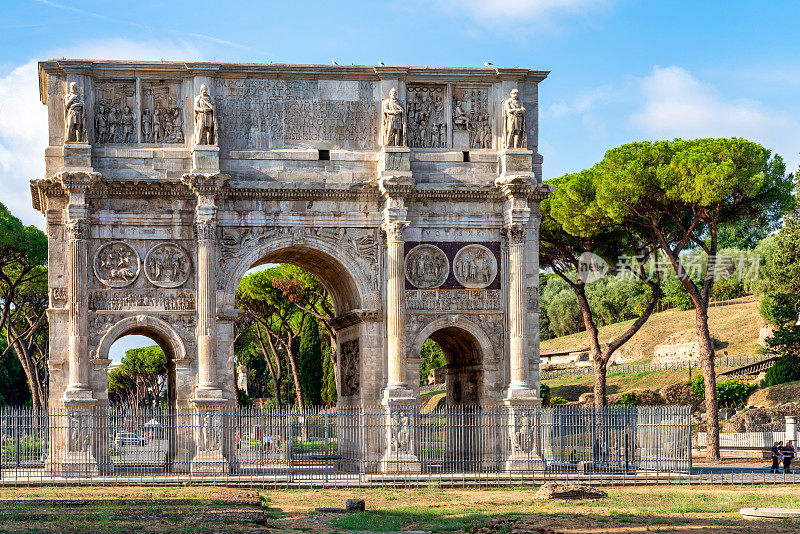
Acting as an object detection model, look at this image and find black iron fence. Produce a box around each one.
[0,405,692,485]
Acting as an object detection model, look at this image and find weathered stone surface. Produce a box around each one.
[33,60,550,473]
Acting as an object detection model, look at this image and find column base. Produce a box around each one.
[190,396,230,474]
[380,397,421,474]
[503,385,541,405]
[190,448,228,475]
[504,453,546,472]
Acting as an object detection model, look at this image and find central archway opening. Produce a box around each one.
[418,324,486,470]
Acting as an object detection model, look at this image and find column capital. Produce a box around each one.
[194,220,217,243]
[65,218,90,241]
[501,224,527,245]
[382,220,409,243]
[494,174,534,199]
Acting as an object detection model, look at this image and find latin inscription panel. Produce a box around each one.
[215,79,379,150]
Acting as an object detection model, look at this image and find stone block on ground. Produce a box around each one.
[533,483,607,500]
[345,499,365,512]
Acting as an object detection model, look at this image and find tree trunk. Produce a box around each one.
[593,358,607,409]
[697,305,720,461]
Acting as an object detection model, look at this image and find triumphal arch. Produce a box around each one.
[32,60,550,473]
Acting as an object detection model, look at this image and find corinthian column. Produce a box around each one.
[384,220,410,393]
[505,224,530,392]
[65,215,90,394]
[195,216,218,392]
[56,171,99,402]
[182,173,229,399]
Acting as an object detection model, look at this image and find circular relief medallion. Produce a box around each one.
[144,243,192,288]
[453,244,498,289]
[404,244,449,289]
[93,241,140,288]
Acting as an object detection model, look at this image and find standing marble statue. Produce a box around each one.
[63,82,86,143]
[382,88,405,147]
[194,84,217,145]
[502,89,526,149]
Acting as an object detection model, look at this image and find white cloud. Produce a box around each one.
[0,39,204,228]
[629,65,800,171]
[630,66,769,135]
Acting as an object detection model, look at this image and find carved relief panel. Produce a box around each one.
[94,81,136,144]
[452,86,491,149]
[404,244,449,289]
[340,339,360,397]
[93,241,140,287]
[406,85,447,148]
[144,243,191,288]
[453,244,497,289]
[141,81,184,144]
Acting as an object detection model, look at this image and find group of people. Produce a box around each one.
[771,440,795,473]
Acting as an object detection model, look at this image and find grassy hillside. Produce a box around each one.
[540,296,762,362]
[545,370,696,402]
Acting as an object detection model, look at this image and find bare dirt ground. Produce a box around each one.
[0,484,799,533]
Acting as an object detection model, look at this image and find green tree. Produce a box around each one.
[235,265,335,409]
[298,317,324,406]
[107,345,166,408]
[0,202,48,412]
[0,339,31,406]
[321,344,337,406]
[419,339,446,384]
[542,170,663,408]
[593,138,794,459]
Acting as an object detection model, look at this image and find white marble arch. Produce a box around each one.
[218,233,376,315]
[410,315,495,363]
[95,314,187,364]
[410,315,494,406]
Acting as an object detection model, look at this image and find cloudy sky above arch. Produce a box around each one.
[0,0,797,233]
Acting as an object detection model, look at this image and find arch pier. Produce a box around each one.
[32,60,551,475]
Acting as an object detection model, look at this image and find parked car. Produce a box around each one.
[114,431,146,447]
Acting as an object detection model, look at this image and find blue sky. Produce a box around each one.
[1,0,798,359]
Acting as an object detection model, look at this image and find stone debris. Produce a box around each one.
[533,483,607,500]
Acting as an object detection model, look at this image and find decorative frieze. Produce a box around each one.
[406,289,501,311]
[88,290,195,311]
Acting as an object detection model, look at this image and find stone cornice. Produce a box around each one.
[330,309,382,331]
[39,60,550,103]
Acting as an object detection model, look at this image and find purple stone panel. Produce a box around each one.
[404,242,502,290]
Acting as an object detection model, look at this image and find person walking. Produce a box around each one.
[771,441,782,473]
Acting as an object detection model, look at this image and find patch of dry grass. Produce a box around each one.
[540,297,762,361]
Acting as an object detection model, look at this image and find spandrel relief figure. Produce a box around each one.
[381,87,405,147]
[502,89,526,149]
[194,84,217,145]
[64,82,86,143]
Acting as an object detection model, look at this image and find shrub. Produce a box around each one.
[549,396,568,405]
[689,376,757,408]
[761,355,800,387]
[540,383,551,406]
[712,278,746,301]
[615,392,638,406]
